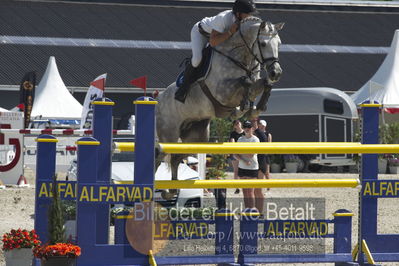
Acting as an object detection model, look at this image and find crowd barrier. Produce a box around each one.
[34,98,399,265]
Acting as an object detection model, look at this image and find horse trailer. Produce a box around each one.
[259,87,358,169]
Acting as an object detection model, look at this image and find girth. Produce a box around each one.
[199,80,235,118]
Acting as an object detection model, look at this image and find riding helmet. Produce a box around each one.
[233,0,256,14]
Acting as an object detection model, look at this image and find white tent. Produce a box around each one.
[31,56,82,120]
[0,107,9,112]
[351,30,399,113]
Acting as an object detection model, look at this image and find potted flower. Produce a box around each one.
[388,156,399,174]
[283,155,299,173]
[33,175,81,266]
[33,243,81,266]
[270,155,282,173]
[378,154,388,174]
[2,228,41,266]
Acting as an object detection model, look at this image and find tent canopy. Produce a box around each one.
[31,56,82,120]
[351,30,399,113]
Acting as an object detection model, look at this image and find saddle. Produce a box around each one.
[176,45,213,87]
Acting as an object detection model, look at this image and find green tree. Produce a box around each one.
[49,174,66,244]
[380,122,399,144]
[209,118,231,143]
[207,118,232,179]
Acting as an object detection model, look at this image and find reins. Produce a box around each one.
[212,18,280,78]
[211,48,258,77]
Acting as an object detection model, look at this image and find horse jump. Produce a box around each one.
[34,97,399,265]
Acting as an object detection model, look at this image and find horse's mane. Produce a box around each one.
[240,16,263,25]
[239,16,265,34]
[240,17,277,36]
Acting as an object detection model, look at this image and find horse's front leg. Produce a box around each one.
[255,84,272,112]
[246,78,272,118]
[231,107,248,120]
[248,78,269,101]
[238,76,253,111]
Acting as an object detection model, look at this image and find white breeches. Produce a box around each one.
[191,22,209,67]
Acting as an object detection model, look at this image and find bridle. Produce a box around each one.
[239,20,280,75]
[212,19,280,78]
[200,19,279,117]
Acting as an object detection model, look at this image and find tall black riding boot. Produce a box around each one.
[175,64,197,103]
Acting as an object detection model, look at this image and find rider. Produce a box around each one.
[175,0,257,103]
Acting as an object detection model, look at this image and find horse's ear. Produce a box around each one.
[274,22,285,31]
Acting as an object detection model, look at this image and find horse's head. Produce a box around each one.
[239,18,284,84]
[257,21,284,83]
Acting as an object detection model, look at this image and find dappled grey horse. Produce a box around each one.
[156,17,284,199]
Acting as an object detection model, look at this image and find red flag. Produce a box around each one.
[385,108,399,114]
[90,76,106,91]
[130,76,147,95]
[17,103,25,111]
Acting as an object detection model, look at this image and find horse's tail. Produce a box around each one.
[162,154,172,170]
[155,142,168,170]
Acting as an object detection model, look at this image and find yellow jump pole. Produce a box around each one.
[114,142,399,154]
[159,144,399,154]
[155,178,360,189]
[114,142,363,151]
[114,178,360,189]
[114,142,362,151]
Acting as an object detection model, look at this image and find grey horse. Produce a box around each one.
[155,17,284,200]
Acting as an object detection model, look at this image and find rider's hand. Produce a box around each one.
[229,23,239,35]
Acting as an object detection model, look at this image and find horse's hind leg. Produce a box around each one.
[161,153,186,201]
[155,142,163,174]
[162,119,210,201]
[180,119,211,143]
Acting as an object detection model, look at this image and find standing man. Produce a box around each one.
[258,119,272,180]
[250,118,269,213]
[251,118,266,179]
[175,0,257,103]
[235,121,260,210]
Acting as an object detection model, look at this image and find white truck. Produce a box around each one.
[260,87,358,170]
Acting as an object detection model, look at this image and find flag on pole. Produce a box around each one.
[130,76,147,96]
[19,71,36,128]
[80,73,107,129]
